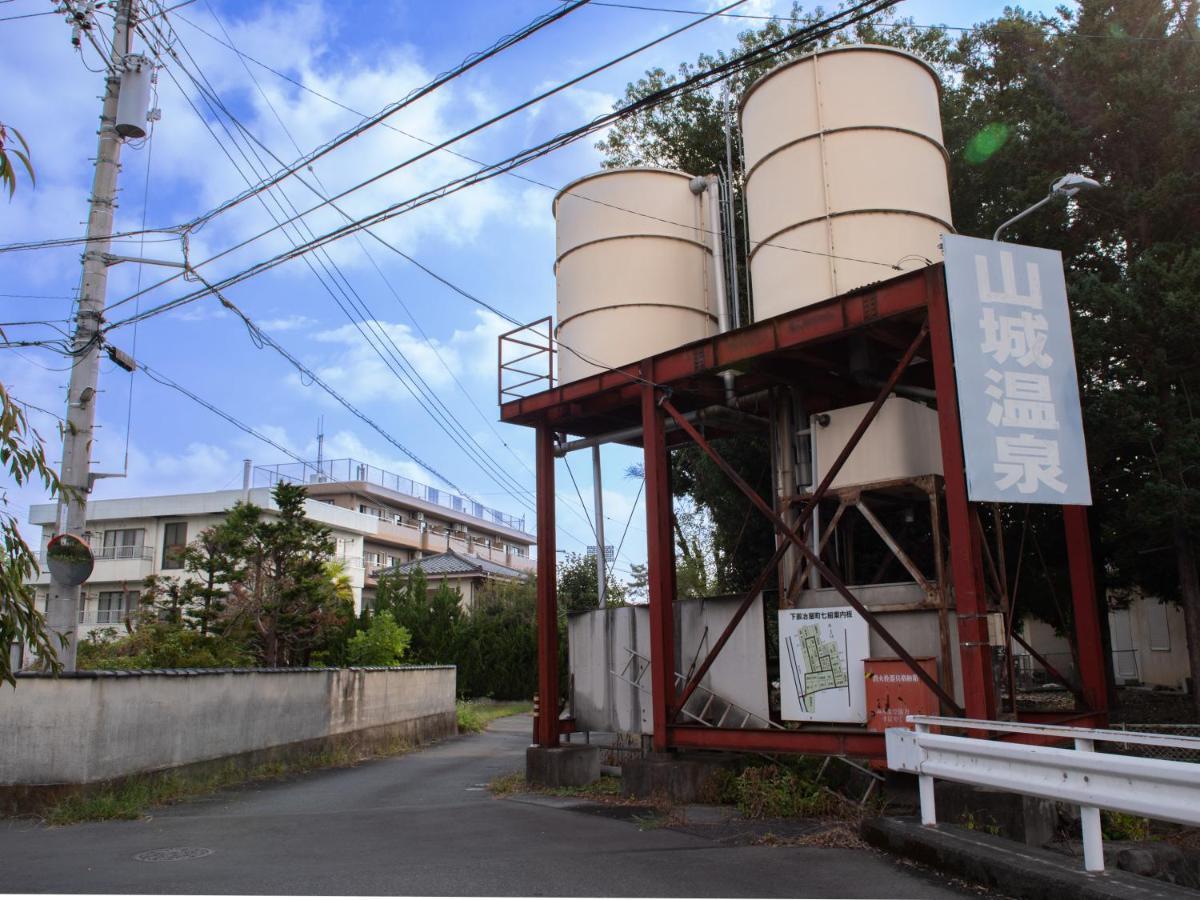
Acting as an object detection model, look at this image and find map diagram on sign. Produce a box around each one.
[785,623,850,713]
[778,607,869,723]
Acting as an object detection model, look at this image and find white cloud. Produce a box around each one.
[257,314,316,332]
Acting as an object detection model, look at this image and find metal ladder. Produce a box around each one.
[611,647,884,806]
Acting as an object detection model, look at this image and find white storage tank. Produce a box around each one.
[553,168,718,384]
[739,45,952,320]
[812,397,942,490]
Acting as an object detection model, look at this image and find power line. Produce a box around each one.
[102,0,755,320]
[139,361,308,465]
[141,10,542,518]
[104,0,895,335]
[173,6,898,299]
[591,1,1200,42]
[196,0,540,491]
[0,0,590,255]
[181,0,594,231]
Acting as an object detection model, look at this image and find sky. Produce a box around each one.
[0,0,1063,582]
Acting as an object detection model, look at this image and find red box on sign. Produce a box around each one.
[864,657,940,732]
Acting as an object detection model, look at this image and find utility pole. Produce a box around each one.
[46,0,136,670]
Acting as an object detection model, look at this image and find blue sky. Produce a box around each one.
[1,0,1063,581]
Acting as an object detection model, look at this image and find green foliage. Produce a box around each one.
[221,483,347,667]
[346,610,410,666]
[1102,810,1151,842]
[600,1,1200,704]
[455,577,542,700]
[0,123,34,199]
[0,382,63,684]
[456,699,533,733]
[74,483,350,672]
[556,552,627,614]
[711,763,839,820]
[77,623,253,670]
[42,738,416,824]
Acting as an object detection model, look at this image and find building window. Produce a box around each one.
[1148,601,1171,652]
[102,528,145,559]
[162,522,187,569]
[359,504,384,519]
[96,590,138,624]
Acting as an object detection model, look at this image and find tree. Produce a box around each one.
[557,552,628,614]
[221,482,347,667]
[346,610,410,666]
[0,384,63,683]
[455,577,541,700]
[601,1,1200,711]
[385,567,464,664]
[938,1,1200,713]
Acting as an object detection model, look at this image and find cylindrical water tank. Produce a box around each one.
[116,54,153,139]
[739,45,952,320]
[554,168,717,385]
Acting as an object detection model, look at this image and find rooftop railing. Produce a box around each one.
[254,458,530,535]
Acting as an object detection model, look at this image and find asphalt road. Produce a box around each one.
[1,715,972,897]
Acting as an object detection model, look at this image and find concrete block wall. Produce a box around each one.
[0,666,456,789]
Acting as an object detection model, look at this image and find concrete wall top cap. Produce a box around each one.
[552,166,699,217]
[738,42,943,120]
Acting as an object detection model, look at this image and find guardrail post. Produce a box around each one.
[915,722,937,826]
[1074,737,1104,872]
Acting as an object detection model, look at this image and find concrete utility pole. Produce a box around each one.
[46,0,136,670]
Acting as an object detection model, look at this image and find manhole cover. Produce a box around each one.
[133,847,214,863]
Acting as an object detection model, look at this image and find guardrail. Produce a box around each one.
[886,715,1200,872]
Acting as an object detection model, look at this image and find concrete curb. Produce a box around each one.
[862,817,1200,900]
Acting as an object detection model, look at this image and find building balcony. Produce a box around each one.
[255,457,531,536]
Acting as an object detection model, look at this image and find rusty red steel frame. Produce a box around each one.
[660,394,963,717]
[507,265,1110,758]
[664,319,948,719]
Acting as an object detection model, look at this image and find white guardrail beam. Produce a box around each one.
[886,716,1200,873]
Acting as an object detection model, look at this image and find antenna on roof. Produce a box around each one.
[316,416,325,472]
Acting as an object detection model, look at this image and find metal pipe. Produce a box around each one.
[592,445,606,609]
[705,174,737,405]
[721,78,741,330]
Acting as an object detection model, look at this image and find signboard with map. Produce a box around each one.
[778,607,869,723]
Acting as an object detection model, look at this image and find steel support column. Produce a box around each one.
[927,270,997,720]
[1064,505,1109,712]
[642,382,677,752]
[535,425,560,748]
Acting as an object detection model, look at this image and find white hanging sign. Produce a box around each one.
[942,234,1092,505]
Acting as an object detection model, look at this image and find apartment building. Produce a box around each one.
[27,457,536,642]
[256,458,535,603]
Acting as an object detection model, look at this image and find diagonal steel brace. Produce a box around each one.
[662,396,963,717]
[663,320,937,720]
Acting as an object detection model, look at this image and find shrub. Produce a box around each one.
[77,623,253,670]
[346,611,410,666]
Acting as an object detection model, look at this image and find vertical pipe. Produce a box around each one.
[592,444,606,609]
[1075,737,1105,871]
[242,459,252,499]
[642,382,677,752]
[706,175,736,404]
[927,269,997,720]
[1064,505,1109,712]
[535,425,560,748]
[721,78,741,330]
